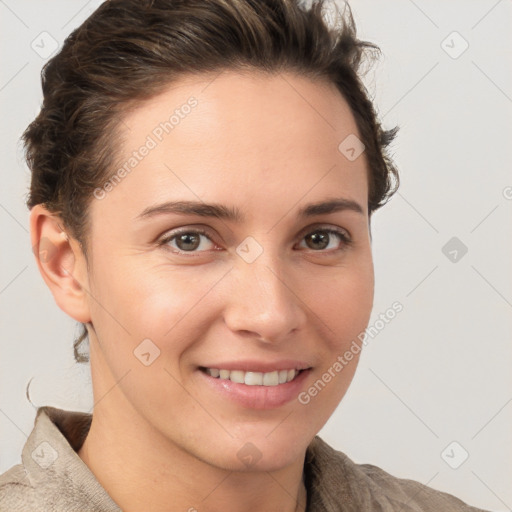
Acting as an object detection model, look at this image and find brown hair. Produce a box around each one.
[23,0,399,363]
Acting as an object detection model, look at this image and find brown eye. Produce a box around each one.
[160,229,216,253]
[304,231,330,250]
[175,233,201,251]
[299,228,351,252]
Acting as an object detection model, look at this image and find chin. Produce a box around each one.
[203,427,314,473]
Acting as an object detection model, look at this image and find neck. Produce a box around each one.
[78,406,307,512]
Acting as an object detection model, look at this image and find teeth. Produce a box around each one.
[263,371,279,386]
[245,372,263,385]
[229,370,245,384]
[204,367,300,386]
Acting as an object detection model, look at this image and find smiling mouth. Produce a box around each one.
[199,367,306,386]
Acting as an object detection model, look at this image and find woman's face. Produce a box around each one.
[82,69,374,471]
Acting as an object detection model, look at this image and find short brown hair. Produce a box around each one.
[23,0,399,363]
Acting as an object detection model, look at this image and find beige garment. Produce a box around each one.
[0,406,491,511]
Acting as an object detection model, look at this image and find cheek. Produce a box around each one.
[298,264,373,413]
[305,258,374,345]
[89,258,224,360]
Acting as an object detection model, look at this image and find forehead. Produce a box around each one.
[120,69,362,154]
[94,69,368,226]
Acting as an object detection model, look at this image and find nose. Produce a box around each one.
[222,253,307,344]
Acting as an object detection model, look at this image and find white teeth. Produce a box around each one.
[229,370,245,384]
[278,369,288,384]
[263,371,279,386]
[204,367,300,386]
[244,372,263,385]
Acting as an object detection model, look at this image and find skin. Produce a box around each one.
[31,69,374,512]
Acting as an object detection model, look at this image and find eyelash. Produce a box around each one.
[157,226,352,256]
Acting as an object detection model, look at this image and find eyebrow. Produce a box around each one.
[136,197,364,222]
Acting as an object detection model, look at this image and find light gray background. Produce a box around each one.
[1,1,511,510]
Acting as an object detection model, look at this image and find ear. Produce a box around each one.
[30,204,92,324]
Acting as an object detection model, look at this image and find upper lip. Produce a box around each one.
[199,360,312,373]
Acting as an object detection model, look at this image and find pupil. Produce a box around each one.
[307,231,328,250]
[178,233,200,251]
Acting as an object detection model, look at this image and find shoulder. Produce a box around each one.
[0,407,58,510]
[0,463,30,496]
[305,436,491,511]
[0,460,69,511]
[0,406,120,512]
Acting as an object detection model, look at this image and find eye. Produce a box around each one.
[159,228,216,253]
[158,226,352,255]
[297,227,352,252]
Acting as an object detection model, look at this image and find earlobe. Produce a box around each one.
[29,205,92,324]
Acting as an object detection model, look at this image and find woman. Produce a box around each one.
[0,0,491,510]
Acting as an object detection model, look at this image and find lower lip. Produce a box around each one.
[197,368,312,410]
